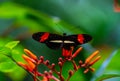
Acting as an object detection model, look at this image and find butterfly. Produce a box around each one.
[32,32,92,50]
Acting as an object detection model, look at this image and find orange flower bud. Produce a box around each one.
[85,50,99,64]
[89,56,101,66]
[24,49,37,60]
[22,54,36,63]
[17,62,27,69]
[89,67,95,72]
[27,60,36,72]
[21,55,36,71]
[72,47,82,58]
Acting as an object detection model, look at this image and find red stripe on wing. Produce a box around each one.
[77,34,84,44]
[40,32,50,42]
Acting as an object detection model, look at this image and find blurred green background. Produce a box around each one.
[0,0,120,81]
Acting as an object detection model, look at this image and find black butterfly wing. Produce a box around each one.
[32,32,63,49]
[45,33,63,49]
[32,32,46,42]
[63,34,92,50]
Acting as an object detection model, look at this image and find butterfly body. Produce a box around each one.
[32,32,92,50]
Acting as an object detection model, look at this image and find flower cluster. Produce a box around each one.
[17,47,101,81]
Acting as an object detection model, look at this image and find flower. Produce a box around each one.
[17,49,38,72]
[17,55,36,72]
[62,47,82,59]
[79,50,101,73]
[16,47,101,81]
[24,49,38,61]
[61,46,101,74]
[62,48,73,57]
[17,49,60,81]
[17,49,44,81]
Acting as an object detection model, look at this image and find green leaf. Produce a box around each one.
[0,61,16,72]
[96,74,120,81]
[7,66,26,81]
[0,54,16,72]
[0,47,11,56]
[5,41,20,49]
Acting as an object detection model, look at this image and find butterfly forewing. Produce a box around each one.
[32,32,63,49]
[62,34,92,49]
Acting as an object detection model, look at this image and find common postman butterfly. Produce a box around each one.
[32,32,92,50]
